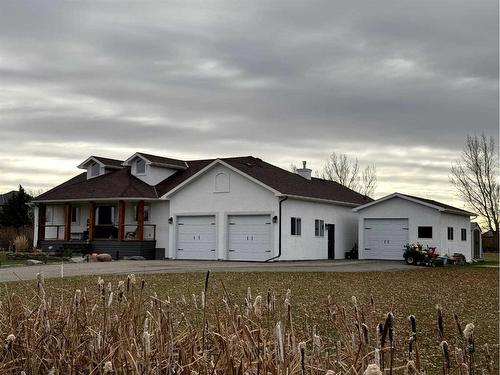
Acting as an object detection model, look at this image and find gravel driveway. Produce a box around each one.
[0,259,411,282]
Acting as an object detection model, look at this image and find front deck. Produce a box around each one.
[36,200,161,259]
[38,239,159,260]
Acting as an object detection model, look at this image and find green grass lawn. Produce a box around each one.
[0,251,25,266]
[482,252,499,265]
[3,265,498,372]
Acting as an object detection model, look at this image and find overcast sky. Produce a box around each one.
[0,1,498,207]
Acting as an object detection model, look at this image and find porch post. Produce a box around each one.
[88,202,96,241]
[37,204,46,244]
[136,200,145,241]
[64,203,71,241]
[118,200,125,240]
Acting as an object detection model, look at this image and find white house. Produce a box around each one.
[353,193,479,261]
[32,154,370,261]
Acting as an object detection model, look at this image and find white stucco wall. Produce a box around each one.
[280,198,358,260]
[149,201,170,250]
[357,197,473,260]
[130,157,177,185]
[439,213,472,259]
[167,164,280,260]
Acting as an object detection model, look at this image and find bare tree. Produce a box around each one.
[450,133,499,236]
[320,152,377,197]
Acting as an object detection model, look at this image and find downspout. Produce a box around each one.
[266,196,288,262]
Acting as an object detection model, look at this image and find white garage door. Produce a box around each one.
[228,215,272,261]
[364,219,409,260]
[176,216,217,260]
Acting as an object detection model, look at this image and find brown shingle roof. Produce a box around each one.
[400,194,475,216]
[34,154,372,206]
[156,156,371,205]
[34,168,157,201]
[93,156,124,168]
[223,157,371,205]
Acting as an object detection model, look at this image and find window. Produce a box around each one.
[418,226,432,239]
[71,206,80,224]
[447,227,454,241]
[136,159,146,174]
[214,172,230,193]
[133,205,150,222]
[291,217,301,236]
[461,228,467,241]
[45,206,54,224]
[315,219,325,237]
[90,162,100,177]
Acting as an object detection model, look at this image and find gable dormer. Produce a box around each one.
[78,156,124,179]
[122,152,188,185]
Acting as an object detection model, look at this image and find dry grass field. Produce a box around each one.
[0,265,497,374]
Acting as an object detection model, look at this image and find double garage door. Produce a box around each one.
[176,215,272,261]
[363,219,409,260]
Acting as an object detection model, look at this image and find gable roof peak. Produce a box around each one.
[123,152,188,169]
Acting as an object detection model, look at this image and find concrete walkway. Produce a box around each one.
[0,259,411,282]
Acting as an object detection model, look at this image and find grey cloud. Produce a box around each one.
[0,0,497,204]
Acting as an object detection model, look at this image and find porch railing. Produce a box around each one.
[43,224,156,241]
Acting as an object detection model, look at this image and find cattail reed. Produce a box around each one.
[436,305,444,340]
[440,340,451,374]
[364,363,382,375]
[0,275,492,374]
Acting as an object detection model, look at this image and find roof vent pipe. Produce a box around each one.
[296,161,312,180]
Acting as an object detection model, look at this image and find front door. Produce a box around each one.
[327,224,335,259]
[473,229,481,259]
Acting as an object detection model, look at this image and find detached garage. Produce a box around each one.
[354,193,477,262]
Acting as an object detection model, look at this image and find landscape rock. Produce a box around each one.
[96,253,113,262]
[70,257,85,263]
[25,259,44,265]
[128,256,146,261]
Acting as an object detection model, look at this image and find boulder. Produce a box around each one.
[128,256,146,261]
[25,259,44,265]
[96,253,113,262]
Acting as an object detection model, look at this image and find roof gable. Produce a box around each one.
[156,156,371,206]
[77,156,124,170]
[353,192,475,216]
[122,152,187,169]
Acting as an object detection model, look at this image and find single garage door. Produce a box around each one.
[228,215,272,261]
[176,216,217,260]
[364,219,409,260]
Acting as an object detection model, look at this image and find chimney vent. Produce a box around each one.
[297,161,312,180]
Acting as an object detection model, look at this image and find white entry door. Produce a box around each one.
[228,215,272,261]
[363,219,409,260]
[176,216,217,260]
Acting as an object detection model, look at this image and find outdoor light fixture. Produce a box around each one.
[168,217,173,224]
[272,216,278,223]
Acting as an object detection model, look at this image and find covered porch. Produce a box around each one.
[36,200,159,259]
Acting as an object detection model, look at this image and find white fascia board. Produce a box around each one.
[122,152,149,167]
[160,159,281,198]
[352,192,454,213]
[77,156,104,170]
[283,194,360,207]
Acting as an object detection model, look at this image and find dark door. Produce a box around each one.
[98,206,113,225]
[473,229,480,259]
[327,224,335,259]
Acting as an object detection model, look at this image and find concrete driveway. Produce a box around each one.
[0,259,411,282]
